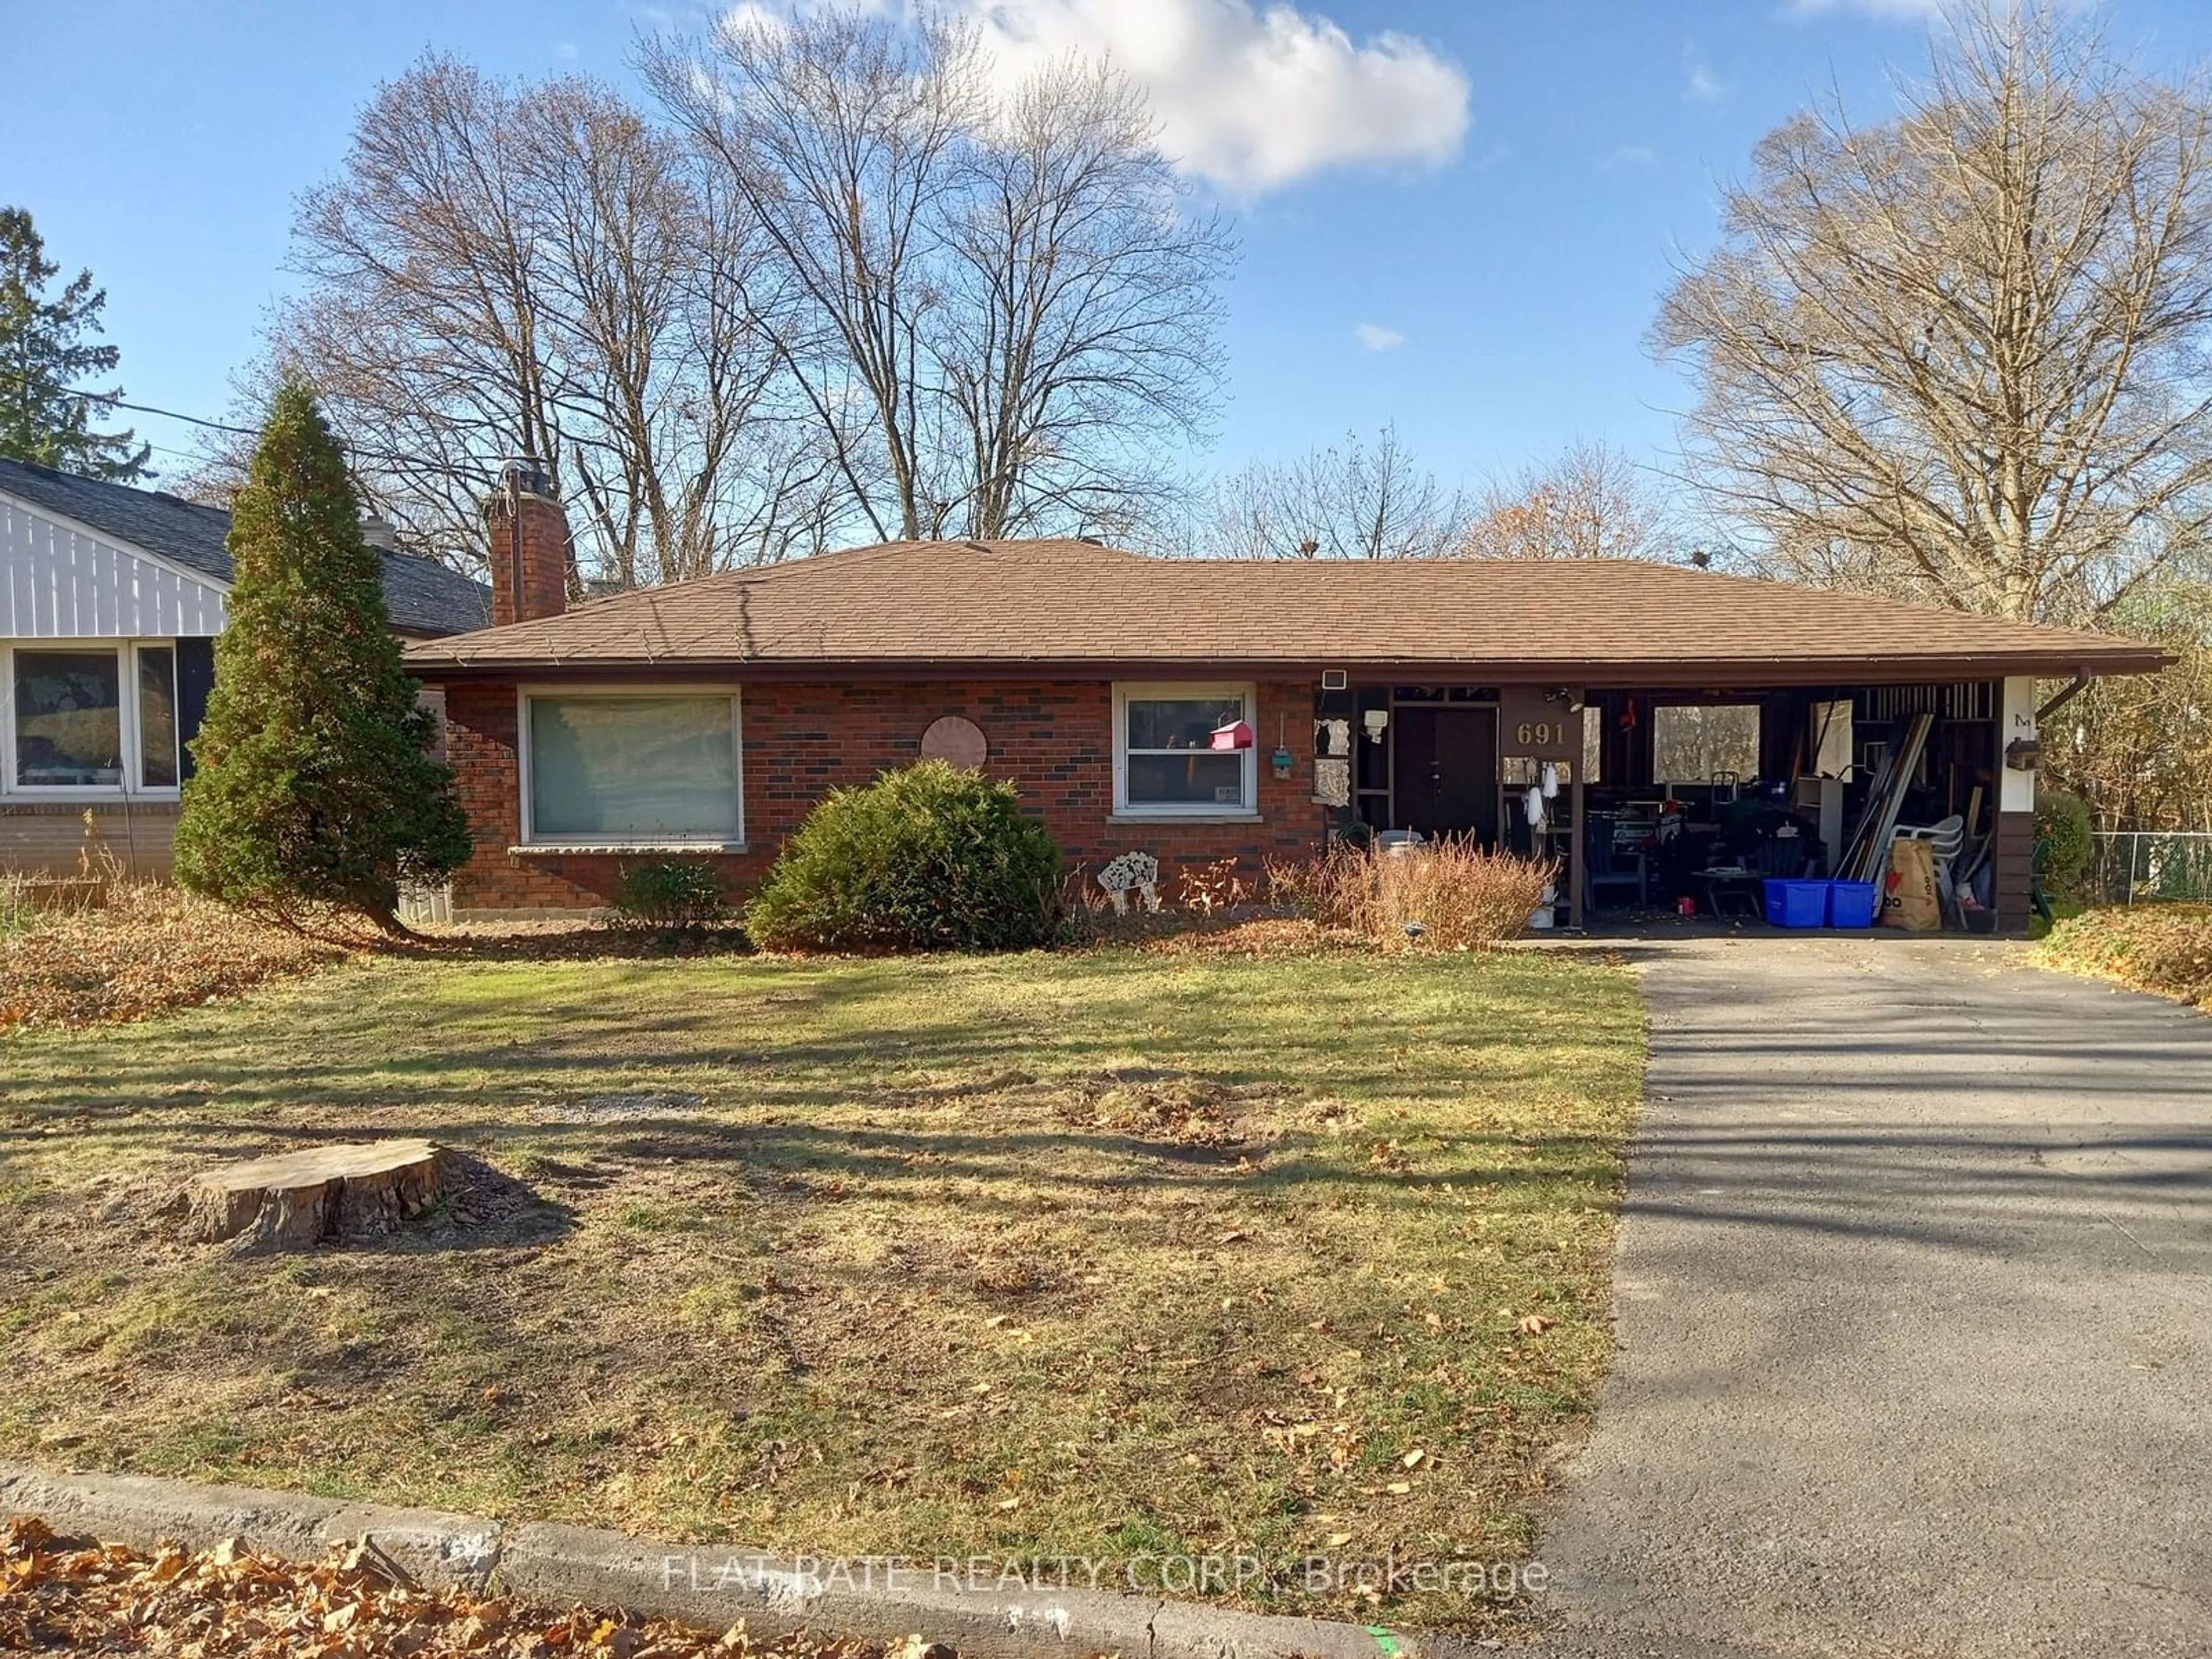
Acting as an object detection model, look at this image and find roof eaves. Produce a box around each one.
[407,643,2177,684]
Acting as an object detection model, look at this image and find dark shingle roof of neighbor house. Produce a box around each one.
[0,456,491,638]
[403,535,2171,685]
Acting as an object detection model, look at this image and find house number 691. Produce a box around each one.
[1517,721,1567,745]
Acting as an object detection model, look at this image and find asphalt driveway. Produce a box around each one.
[1534,935,2212,1659]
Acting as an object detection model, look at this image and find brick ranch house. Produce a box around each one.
[0,457,490,878]
[407,480,2165,931]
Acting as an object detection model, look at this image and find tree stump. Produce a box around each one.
[182,1139,446,1252]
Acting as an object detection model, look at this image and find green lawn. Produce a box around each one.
[0,942,1643,1632]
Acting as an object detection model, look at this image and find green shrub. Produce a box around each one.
[609,861,728,931]
[747,760,1062,952]
[2033,787,2095,893]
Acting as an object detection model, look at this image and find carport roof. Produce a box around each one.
[404,536,2172,684]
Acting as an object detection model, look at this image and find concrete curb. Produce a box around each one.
[0,1461,1479,1659]
[0,1462,500,1590]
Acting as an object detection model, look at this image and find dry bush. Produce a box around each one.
[1262,853,1327,912]
[2039,904,2212,1008]
[1294,841,1556,950]
[0,880,361,1029]
[1174,855,1248,915]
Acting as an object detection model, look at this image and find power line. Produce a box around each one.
[0,364,260,437]
[0,364,482,486]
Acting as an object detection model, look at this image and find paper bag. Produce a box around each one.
[1883,837,1941,931]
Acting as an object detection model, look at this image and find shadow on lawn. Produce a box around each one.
[5,994,1615,1123]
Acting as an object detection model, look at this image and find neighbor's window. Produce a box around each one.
[1115,683,1256,815]
[14,649,123,787]
[1654,703,1761,783]
[525,692,741,843]
[137,645,180,789]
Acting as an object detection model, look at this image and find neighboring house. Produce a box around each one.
[406,480,2166,931]
[0,456,490,878]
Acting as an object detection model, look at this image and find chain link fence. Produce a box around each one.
[2081,832,2212,904]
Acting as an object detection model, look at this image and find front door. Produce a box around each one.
[1393,706,1499,843]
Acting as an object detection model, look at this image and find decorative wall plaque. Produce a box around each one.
[1313,757,1353,808]
[919,715,988,769]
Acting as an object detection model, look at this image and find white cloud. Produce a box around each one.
[1353,323,1406,351]
[1682,44,1726,103]
[958,0,1471,195]
[1602,143,1656,171]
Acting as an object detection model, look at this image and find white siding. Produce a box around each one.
[2001,675,2037,815]
[0,497,227,638]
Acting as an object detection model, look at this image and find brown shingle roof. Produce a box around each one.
[404,537,2171,685]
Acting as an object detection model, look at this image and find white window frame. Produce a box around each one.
[0,637,185,802]
[1112,680,1260,820]
[516,684,746,851]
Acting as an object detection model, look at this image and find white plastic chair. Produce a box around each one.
[1893,814,1966,896]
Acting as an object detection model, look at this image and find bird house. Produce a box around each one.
[1209,719,1254,751]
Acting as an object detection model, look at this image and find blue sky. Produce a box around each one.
[7,0,2212,493]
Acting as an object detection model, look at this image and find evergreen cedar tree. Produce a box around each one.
[0,205,150,480]
[173,384,471,930]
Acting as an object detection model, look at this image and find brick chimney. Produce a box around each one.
[484,458,571,626]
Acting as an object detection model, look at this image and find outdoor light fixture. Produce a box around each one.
[1363,709,1390,743]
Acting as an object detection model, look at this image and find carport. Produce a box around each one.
[1327,653,2166,935]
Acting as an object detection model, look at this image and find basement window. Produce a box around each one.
[522,690,743,846]
[1113,683,1257,816]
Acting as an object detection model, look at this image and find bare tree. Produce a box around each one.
[1460,438,1675,560]
[1198,425,1468,559]
[644,10,1230,546]
[1656,2,2212,623]
[644,10,979,544]
[242,56,825,583]
[935,58,1230,537]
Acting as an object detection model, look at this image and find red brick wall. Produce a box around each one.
[484,491,569,626]
[441,679,1327,912]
